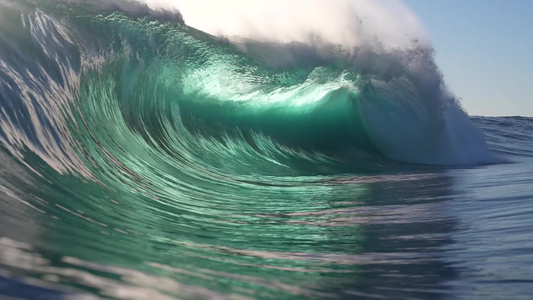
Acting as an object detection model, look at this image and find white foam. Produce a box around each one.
[142,0,427,50]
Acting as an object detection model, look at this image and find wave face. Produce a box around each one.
[1,1,525,299]
[0,0,497,176]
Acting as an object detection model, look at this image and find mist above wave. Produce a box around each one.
[143,0,426,50]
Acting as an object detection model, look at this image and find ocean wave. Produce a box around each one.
[2,1,532,299]
[0,0,497,184]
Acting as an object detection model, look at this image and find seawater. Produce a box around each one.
[0,1,532,299]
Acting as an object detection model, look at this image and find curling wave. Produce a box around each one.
[0,0,496,186]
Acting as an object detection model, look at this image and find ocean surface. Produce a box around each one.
[0,1,532,299]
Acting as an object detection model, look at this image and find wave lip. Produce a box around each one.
[59,0,184,22]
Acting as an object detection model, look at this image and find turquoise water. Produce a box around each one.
[0,1,532,299]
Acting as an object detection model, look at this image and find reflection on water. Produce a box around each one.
[444,162,533,299]
[0,167,463,299]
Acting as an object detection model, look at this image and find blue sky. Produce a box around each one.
[403,0,533,117]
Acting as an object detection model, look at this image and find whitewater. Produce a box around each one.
[0,0,532,299]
